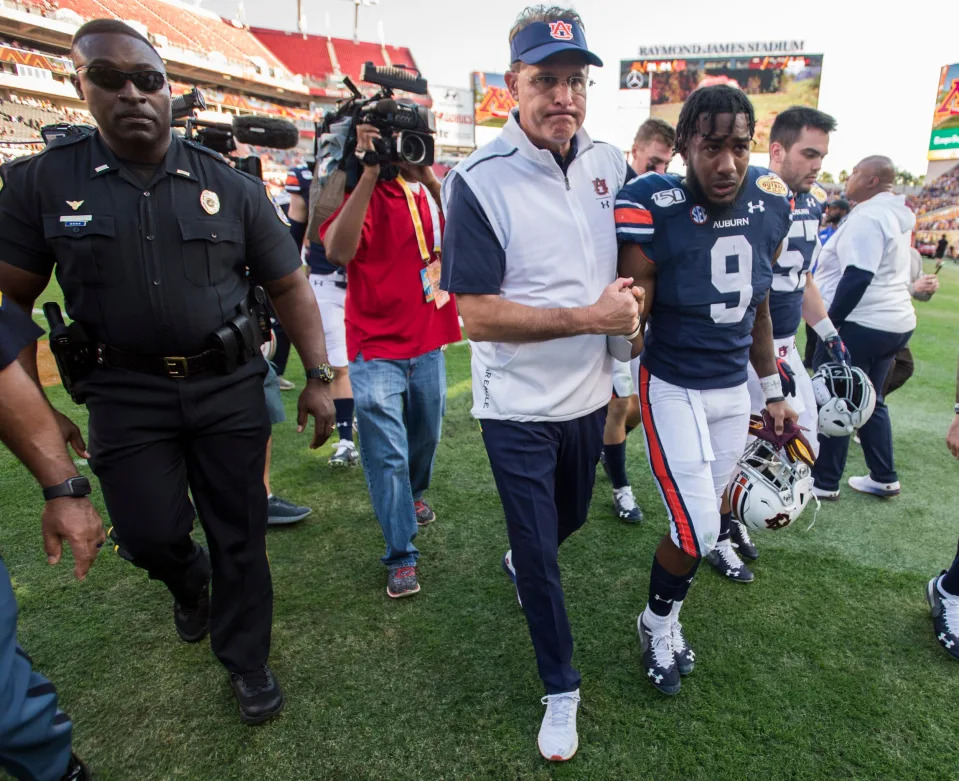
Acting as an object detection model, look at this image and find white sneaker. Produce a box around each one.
[811,484,840,501]
[538,689,580,761]
[848,474,900,497]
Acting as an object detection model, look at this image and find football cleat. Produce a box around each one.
[638,614,681,695]
[729,518,758,560]
[811,363,876,437]
[671,618,695,676]
[613,486,644,523]
[329,439,359,468]
[927,573,959,660]
[706,542,754,583]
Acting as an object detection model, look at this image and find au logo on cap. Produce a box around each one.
[548,21,574,40]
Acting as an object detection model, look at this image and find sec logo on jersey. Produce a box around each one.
[690,205,708,224]
[757,174,788,196]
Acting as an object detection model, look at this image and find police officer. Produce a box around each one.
[0,19,336,724]
[0,291,98,780]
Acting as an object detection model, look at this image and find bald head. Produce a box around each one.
[845,154,896,204]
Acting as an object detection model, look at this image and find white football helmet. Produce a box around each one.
[728,438,814,531]
[811,362,876,437]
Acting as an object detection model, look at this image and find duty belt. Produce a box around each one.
[96,344,222,379]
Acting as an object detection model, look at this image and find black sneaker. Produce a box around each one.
[229,664,285,725]
[706,542,755,583]
[638,614,681,695]
[927,572,959,660]
[61,753,90,781]
[387,565,421,598]
[267,495,312,525]
[730,519,759,560]
[671,618,696,676]
[174,584,210,643]
[414,500,436,526]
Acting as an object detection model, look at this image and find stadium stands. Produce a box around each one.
[250,27,419,85]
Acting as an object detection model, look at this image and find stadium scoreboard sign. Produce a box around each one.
[620,41,823,153]
[928,63,959,161]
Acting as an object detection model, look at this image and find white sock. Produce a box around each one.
[642,605,672,634]
[267,493,274,500]
[669,599,684,620]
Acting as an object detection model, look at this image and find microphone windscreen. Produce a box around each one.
[232,115,300,150]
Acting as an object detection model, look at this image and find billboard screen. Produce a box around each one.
[619,54,823,152]
[433,85,475,149]
[471,72,516,128]
[929,63,959,161]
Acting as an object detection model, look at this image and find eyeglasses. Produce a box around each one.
[76,66,166,93]
[526,74,594,95]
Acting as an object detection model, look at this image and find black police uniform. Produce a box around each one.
[0,130,301,675]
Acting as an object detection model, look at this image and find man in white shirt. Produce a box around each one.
[810,155,916,499]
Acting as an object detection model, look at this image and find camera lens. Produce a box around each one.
[399,133,427,165]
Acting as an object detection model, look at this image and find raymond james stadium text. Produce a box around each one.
[637,41,806,57]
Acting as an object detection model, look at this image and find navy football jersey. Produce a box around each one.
[0,290,42,370]
[768,183,826,339]
[616,166,791,389]
[285,163,337,275]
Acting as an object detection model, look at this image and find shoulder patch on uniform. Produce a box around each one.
[757,173,788,196]
[810,183,828,203]
[651,187,686,207]
[266,185,291,226]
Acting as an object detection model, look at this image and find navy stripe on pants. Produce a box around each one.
[481,406,606,694]
[812,321,913,490]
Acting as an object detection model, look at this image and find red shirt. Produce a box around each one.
[321,178,461,361]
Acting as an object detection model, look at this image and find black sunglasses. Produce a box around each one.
[77,65,166,93]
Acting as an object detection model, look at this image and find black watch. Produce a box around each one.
[306,364,335,383]
[43,476,92,501]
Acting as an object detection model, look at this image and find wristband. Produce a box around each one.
[759,374,780,400]
[626,322,643,341]
[812,318,839,340]
[765,396,785,405]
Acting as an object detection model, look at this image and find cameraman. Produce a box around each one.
[322,123,461,599]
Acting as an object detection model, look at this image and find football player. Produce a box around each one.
[733,107,848,563]
[286,163,360,469]
[616,85,797,694]
[600,119,676,524]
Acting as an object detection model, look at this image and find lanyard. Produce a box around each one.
[396,176,441,263]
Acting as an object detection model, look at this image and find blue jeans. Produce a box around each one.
[350,349,447,568]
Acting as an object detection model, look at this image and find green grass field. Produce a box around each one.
[3,262,959,780]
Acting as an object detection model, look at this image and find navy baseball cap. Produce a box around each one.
[509,20,603,67]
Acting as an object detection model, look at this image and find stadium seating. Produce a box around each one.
[250,28,418,84]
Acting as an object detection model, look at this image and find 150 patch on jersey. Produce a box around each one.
[757,174,788,196]
[652,188,686,207]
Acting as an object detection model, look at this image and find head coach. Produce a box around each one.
[0,20,336,724]
[439,5,642,762]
